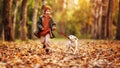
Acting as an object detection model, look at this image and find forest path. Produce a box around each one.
[0,39,120,68]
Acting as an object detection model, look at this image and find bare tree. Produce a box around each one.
[91,0,114,39]
[101,0,109,39]
[13,0,21,39]
[90,0,102,39]
[20,0,28,41]
[42,0,45,10]
[32,0,39,39]
[106,0,114,39]
[101,0,114,39]
[2,0,13,41]
[116,0,120,40]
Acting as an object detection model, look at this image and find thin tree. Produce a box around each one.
[101,0,114,39]
[32,0,39,39]
[2,0,14,41]
[0,0,3,40]
[101,0,108,39]
[116,0,120,40]
[106,0,114,39]
[13,0,21,39]
[90,0,102,39]
[20,0,28,40]
[42,0,45,10]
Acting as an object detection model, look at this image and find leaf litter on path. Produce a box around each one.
[0,40,120,68]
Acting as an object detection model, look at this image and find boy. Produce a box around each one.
[34,5,56,53]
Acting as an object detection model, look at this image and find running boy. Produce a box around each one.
[34,5,56,53]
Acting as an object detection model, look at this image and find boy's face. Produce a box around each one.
[45,9,51,15]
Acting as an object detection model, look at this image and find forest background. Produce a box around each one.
[0,0,120,41]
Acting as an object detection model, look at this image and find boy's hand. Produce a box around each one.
[52,26,56,31]
[41,28,44,30]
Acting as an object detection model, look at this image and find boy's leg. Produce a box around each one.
[40,36,46,48]
[45,34,50,47]
[44,34,51,53]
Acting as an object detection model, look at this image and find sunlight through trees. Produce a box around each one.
[0,0,119,40]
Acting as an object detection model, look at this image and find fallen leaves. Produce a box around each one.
[0,40,120,68]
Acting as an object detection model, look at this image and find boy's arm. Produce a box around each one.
[50,18,56,30]
[37,16,43,30]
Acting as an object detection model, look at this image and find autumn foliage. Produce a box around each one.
[0,40,120,68]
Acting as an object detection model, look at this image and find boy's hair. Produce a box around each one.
[43,5,51,12]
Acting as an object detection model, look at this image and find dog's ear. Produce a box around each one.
[74,37,78,40]
[73,36,78,41]
[68,35,72,39]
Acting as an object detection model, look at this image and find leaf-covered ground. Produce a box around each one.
[0,39,120,68]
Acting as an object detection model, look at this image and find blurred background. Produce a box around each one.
[0,0,120,41]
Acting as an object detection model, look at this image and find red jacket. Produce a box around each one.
[34,15,56,38]
[39,15,51,36]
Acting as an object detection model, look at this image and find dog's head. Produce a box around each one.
[68,35,78,42]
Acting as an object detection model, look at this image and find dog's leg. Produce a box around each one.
[65,41,71,52]
[74,40,78,54]
[70,45,75,53]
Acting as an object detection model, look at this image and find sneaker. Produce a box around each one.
[45,49,49,53]
[43,45,46,48]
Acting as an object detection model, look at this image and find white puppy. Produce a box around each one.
[67,35,78,54]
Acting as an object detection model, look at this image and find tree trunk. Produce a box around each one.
[91,0,96,39]
[97,0,102,39]
[32,0,39,39]
[91,0,102,39]
[116,0,120,40]
[13,0,20,40]
[41,0,45,14]
[106,0,114,39]
[42,0,45,9]
[101,16,107,39]
[2,0,14,41]
[0,0,3,40]
[101,0,109,39]
[20,0,28,41]
[101,0,114,39]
